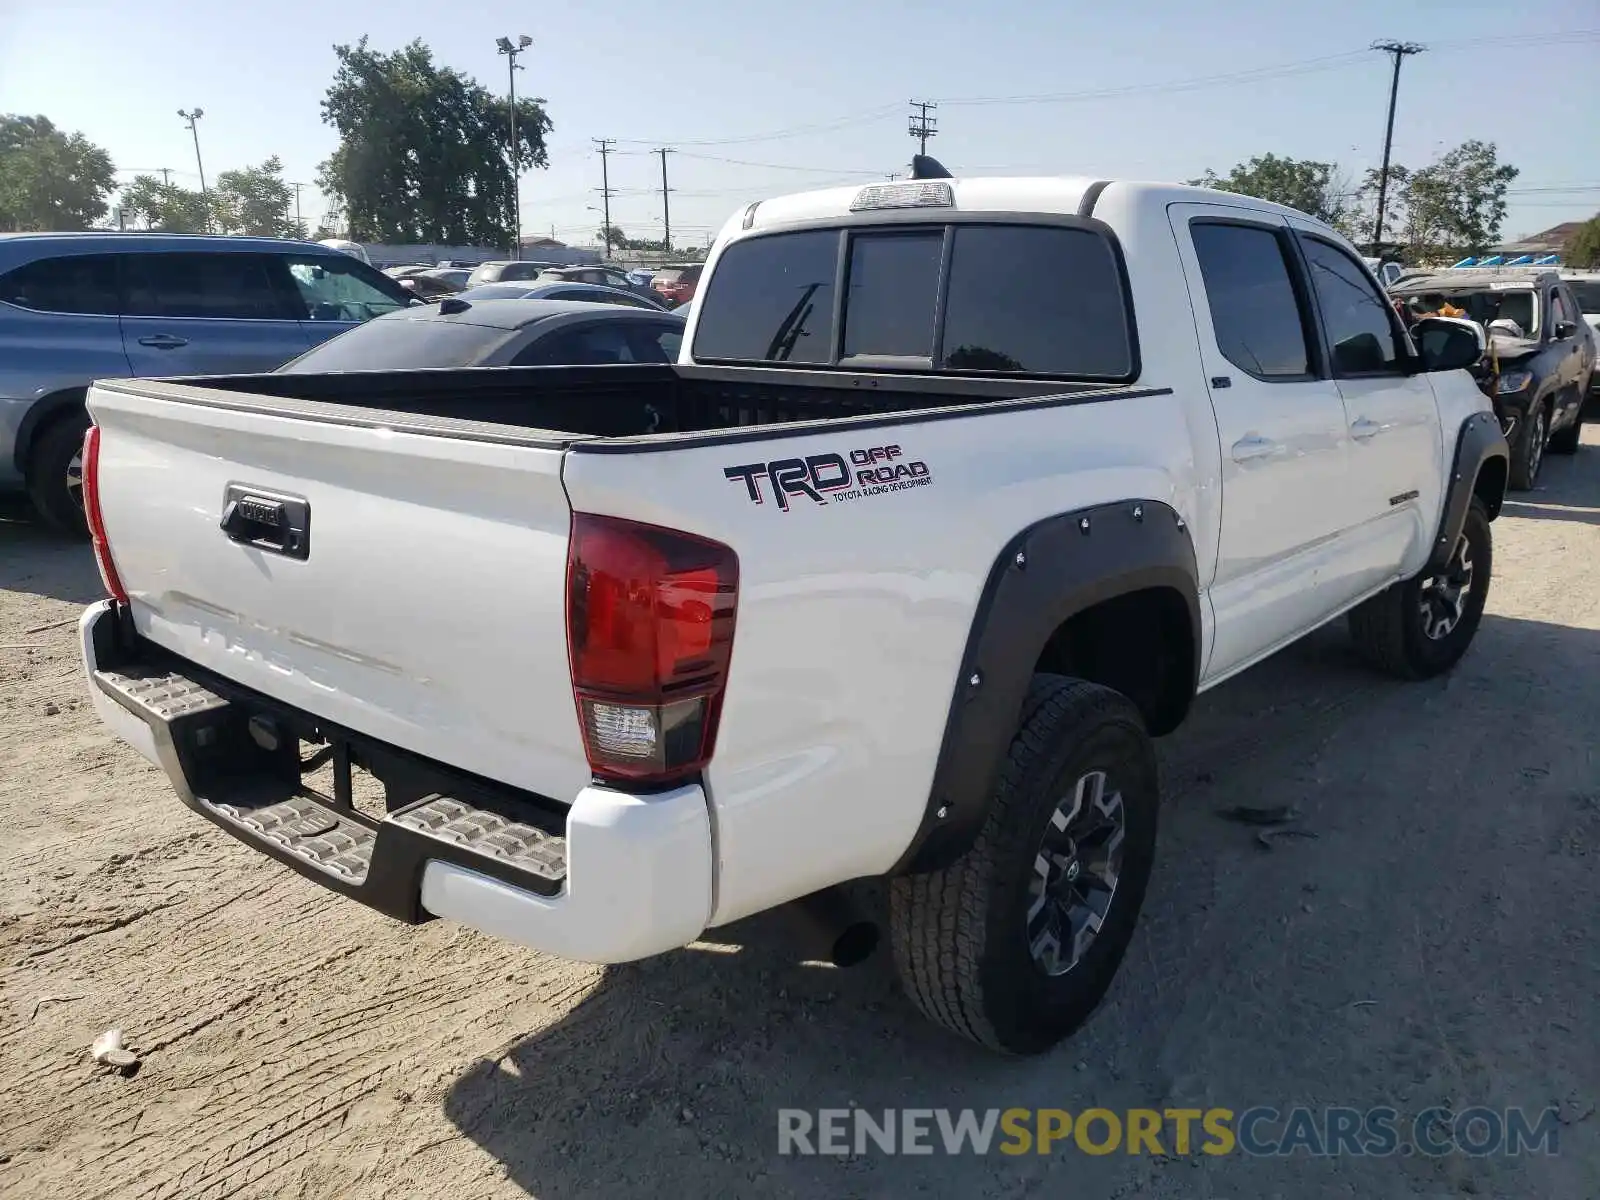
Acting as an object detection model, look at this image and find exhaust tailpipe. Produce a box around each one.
[784,886,880,968]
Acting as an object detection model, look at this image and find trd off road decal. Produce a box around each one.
[723,444,933,511]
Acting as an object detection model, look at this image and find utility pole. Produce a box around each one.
[159,168,171,186]
[593,138,616,259]
[1370,41,1424,253]
[177,109,207,229]
[292,182,303,234]
[908,100,938,156]
[655,148,674,254]
[496,35,533,258]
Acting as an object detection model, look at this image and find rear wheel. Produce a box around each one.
[1348,498,1492,680]
[889,676,1158,1054]
[1508,403,1547,490]
[25,410,91,539]
[1548,393,1581,455]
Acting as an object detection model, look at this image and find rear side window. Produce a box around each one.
[0,254,120,315]
[694,223,1135,378]
[1189,223,1312,379]
[941,225,1132,376]
[1570,281,1600,314]
[690,229,838,364]
[124,253,288,320]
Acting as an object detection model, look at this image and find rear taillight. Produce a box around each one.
[566,513,738,787]
[81,424,128,604]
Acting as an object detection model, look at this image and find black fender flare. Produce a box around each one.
[1427,410,1509,573]
[13,387,89,477]
[892,499,1200,875]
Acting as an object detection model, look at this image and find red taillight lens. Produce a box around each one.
[81,424,129,604]
[566,513,738,787]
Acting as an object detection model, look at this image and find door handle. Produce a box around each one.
[137,334,189,349]
[1230,435,1282,463]
[1349,418,1385,441]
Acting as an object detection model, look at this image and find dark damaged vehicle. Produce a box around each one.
[1391,267,1595,488]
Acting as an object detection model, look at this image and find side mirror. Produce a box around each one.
[1553,320,1578,340]
[1413,316,1484,373]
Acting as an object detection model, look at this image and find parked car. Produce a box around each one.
[456,281,669,310]
[316,239,374,267]
[464,260,561,288]
[536,264,661,304]
[396,273,462,300]
[420,267,473,290]
[1559,269,1600,412]
[650,263,703,307]
[1362,256,1405,288]
[384,264,438,279]
[277,299,685,371]
[78,172,1508,1055]
[0,232,413,534]
[626,268,655,288]
[1390,267,1595,486]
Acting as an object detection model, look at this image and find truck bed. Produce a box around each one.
[117,363,1113,447]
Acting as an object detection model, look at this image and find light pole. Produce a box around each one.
[177,108,208,231]
[496,35,532,259]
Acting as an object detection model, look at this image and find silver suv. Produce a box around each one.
[0,233,412,534]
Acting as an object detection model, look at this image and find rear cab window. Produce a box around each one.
[691,221,1136,380]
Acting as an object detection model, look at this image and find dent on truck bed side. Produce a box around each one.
[1427,411,1509,573]
[892,499,1200,875]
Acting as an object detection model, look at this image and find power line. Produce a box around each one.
[609,103,902,149]
[673,150,884,175]
[1370,40,1426,250]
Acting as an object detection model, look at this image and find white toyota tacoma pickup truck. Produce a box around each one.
[78,167,1509,1054]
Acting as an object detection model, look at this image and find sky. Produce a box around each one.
[2,0,1597,248]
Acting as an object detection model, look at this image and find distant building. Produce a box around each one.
[1491,221,1586,258]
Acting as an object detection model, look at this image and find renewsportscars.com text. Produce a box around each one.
[777,1106,1561,1158]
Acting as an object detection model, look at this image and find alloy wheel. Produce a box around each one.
[1417,533,1475,641]
[1026,769,1125,977]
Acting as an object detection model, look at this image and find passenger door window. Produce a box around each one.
[1188,222,1313,379]
[1299,238,1406,377]
[281,255,408,323]
[0,254,121,315]
[122,253,290,320]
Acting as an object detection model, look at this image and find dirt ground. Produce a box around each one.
[2,434,1598,1200]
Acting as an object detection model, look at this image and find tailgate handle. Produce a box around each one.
[220,485,310,560]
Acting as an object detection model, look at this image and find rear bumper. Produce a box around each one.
[80,601,714,963]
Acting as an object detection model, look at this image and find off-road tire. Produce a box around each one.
[1348,498,1492,680]
[25,410,91,539]
[1547,398,1581,456]
[1508,402,1547,490]
[889,675,1159,1054]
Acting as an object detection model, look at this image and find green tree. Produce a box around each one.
[1188,153,1354,228]
[317,38,552,245]
[0,114,117,231]
[119,175,214,233]
[214,156,302,237]
[1564,214,1600,268]
[1388,141,1519,261]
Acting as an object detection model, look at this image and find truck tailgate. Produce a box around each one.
[87,381,591,803]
